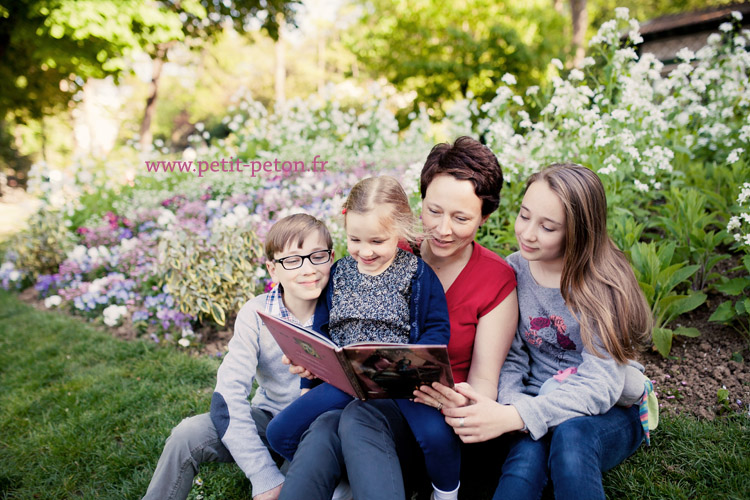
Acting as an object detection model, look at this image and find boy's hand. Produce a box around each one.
[253,483,282,500]
[281,354,316,380]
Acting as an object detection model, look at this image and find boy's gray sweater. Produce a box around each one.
[210,294,300,495]
[498,252,633,440]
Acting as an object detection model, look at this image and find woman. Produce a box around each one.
[278,137,519,500]
[418,164,651,500]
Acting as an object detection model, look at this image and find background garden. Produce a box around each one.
[1,0,749,499]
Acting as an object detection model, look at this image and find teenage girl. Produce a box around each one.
[266,176,463,500]
[416,163,652,500]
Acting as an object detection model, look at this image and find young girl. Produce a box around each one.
[266,176,463,500]
[418,163,652,499]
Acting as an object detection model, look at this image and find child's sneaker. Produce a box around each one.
[331,478,353,500]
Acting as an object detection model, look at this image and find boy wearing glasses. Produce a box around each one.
[144,214,334,500]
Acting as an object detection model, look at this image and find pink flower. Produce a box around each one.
[550,315,567,334]
[524,330,543,346]
[529,317,551,330]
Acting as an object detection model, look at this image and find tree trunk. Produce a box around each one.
[40,115,47,163]
[317,31,325,95]
[139,44,169,152]
[275,26,286,105]
[570,0,587,68]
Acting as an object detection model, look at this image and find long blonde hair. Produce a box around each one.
[526,164,652,363]
[343,176,420,244]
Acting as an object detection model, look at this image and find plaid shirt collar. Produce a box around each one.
[264,284,314,328]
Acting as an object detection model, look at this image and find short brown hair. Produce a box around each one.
[264,213,333,261]
[420,136,503,217]
[343,176,419,244]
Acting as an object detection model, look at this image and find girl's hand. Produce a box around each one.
[413,381,471,411]
[281,354,316,380]
[439,383,526,443]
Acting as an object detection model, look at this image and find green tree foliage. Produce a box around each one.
[346,0,567,119]
[0,0,300,170]
[0,0,183,121]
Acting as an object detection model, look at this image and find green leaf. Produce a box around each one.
[652,327,673,357]
[674,326,701,338]
[656,241,676,267]
[660,292,706,321]
[638,281,655,304]
[715,278,750,296]
[704,253,730,273]
[196,298,210,315]
[742,255,750,272]
[709,300,735,323]
[210,303,226,327]
[660,264,700,293]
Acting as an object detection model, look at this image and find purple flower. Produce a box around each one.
[132,310,150,322]
[35,274,60,296]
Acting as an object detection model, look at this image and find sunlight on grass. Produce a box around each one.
[0,188,39,243]
[0,290,232,499]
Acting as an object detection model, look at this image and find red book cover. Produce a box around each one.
[258,311,454,400]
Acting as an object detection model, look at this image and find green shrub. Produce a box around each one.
[2,210,74,287]
[628,241,706,357]
[609,209,646,252]
[159,225,264,327]
[652,187,730,291]
[709,254,750,341]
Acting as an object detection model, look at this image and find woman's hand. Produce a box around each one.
[281,354,316,380]
[431,382,526,443]
[413,382,470,411]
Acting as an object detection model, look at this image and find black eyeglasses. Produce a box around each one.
[274,250,332,270]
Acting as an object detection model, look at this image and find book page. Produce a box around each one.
[342,345,453,399]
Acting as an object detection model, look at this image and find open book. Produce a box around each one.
[258,311,454,400]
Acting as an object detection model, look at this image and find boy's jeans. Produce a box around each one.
[142,409,285,500]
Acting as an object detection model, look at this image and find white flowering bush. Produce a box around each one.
[187,81,426,169]
[728,181,750,249]
[463,10,749,213]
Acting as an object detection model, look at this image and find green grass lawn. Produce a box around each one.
[1,290,749,500]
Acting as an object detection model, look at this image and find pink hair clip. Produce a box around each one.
[342,208,347,214]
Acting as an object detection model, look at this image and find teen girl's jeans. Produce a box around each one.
[493,404,644,500]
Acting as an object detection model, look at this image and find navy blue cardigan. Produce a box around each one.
[303,255,450,388]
